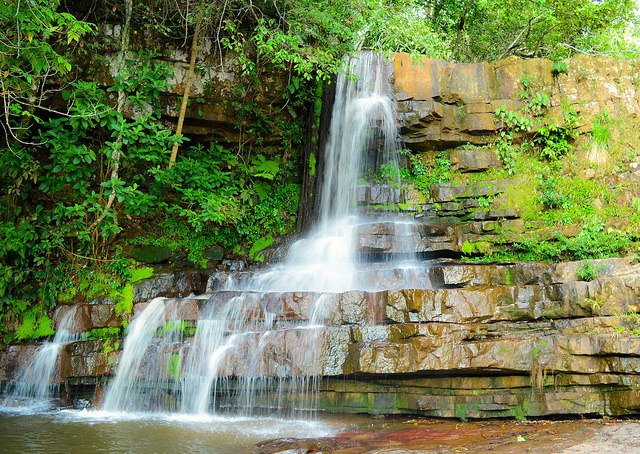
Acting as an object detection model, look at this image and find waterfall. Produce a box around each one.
[101,298,168,412]
[99,51,412,416]
[2,307,79,410]
[232,51,401,293]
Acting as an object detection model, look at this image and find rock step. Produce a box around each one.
[356,179,515,206]
[318,374,640,418]
[30,317,640,381]
[355,219,525,254]
[52,259,640,333]
[209,257,636,291]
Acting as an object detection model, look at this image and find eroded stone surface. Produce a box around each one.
[393,52,640,150]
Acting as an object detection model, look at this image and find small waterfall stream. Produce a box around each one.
[2,307,79,410]
[98,51,429,417]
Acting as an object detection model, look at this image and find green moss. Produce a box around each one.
[368,203,401,212]
[461,240,493,256]
[512,398,530,421]
[14,308,56,341]
[309,152,316,177]
[114,284,134,316]
[397,202,414,211]
[505,268,514,285]
[166,353,181,381]
[130,267,154,283]
[455,402,468,421]
[159,320,197,337]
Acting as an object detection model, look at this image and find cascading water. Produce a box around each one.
[101,298,169,412]
[2,307,79,410]
[238,51,402,293]
[99,51,428,417]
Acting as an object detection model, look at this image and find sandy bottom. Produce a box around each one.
[256,417,640,453]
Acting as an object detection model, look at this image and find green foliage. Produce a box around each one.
[534,109,578,160]
[514,223,631,262]
[592,110,613,147]
[526,92,551,116]
[101,338,121,361]
[113,284,134,317]
[494,94,577,170]
[249,236,274,262]
[14,307,55,341]
[551,60,569,76]
[159,321,197,337]
[477,196,493,209]
[538,176,567,209]
[401,151,452,193]
[494,107,532,173]
[461,241,492,256]
[452,0,638,61]
[130,267,154,283]
[82,327,122,341]
[577,262,600,281]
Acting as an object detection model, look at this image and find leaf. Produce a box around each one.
[249,236,274,258]
[251,155,279,180]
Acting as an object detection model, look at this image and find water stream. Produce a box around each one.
[1,307,79,411]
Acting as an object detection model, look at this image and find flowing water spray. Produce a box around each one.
[2,307,79,410]
[100,51,420,417]
[102,298,168,412]
[237,51,401,293]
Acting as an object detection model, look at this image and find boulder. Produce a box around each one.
[450,148,502,173]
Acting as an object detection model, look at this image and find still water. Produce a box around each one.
[0,410,368,453]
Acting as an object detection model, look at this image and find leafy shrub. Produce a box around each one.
[534,109,578,160]
[513,223,631,262]
[551,60,569,76]
[538,176,567,209]
[577,262,598,281]
[592,109,612,147]
[401,151,452,192]
[494,107,532,173]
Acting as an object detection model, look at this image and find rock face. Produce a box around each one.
[393,53,640,150]
[5,258,640,419]
[3,50,640,421]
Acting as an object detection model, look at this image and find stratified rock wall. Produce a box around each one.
[392,53,640,150]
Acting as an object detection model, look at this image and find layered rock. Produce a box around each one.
[4,257,640,418]
[392,53,640,150]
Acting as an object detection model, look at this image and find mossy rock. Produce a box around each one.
[204,245,224,262]
[127,246,172,264]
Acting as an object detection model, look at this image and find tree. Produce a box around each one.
[168,3,204,169]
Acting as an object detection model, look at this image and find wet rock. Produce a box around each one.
[53,304,119,333]
[0,344,40,381]
[355,185,403,205]
[133,271,208,303]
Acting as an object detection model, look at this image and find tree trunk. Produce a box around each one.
[454,0,474,50]
[88,0,132,235]
[168,7,204,169]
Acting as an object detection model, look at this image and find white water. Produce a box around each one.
[102,298,167,412]
[2,307,79,410]
[237,51,402,293]
[98,51,424,417]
